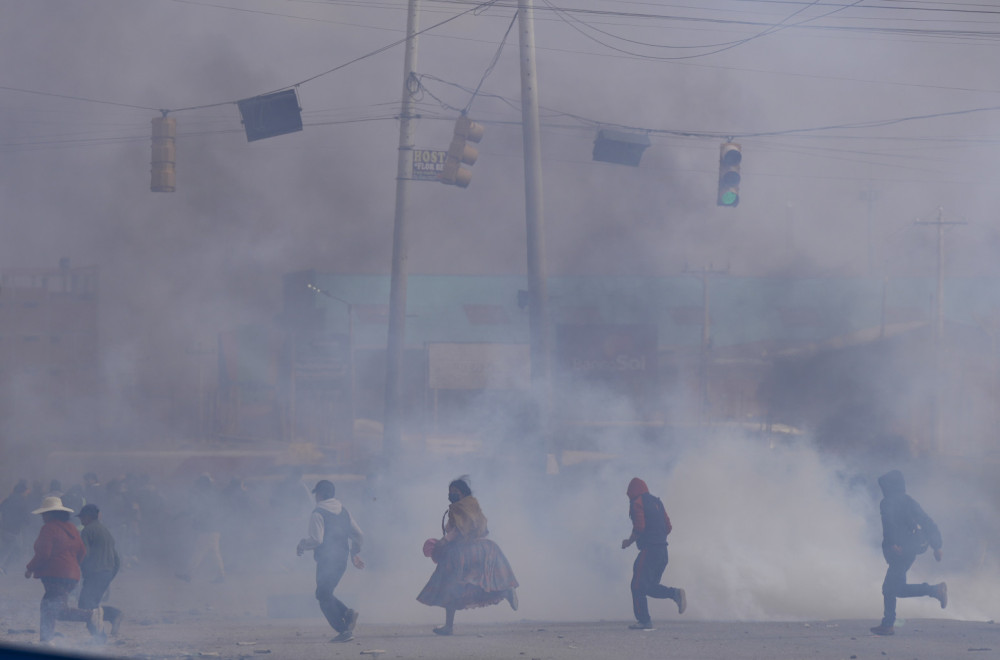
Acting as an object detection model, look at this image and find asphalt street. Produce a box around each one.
[1,568,996,660]
[2,616,998,660]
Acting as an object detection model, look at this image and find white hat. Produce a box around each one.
[31,496,74,515]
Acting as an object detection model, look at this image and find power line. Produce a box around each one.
[465,10,518,114]
[167,0,503,113]
[0,85,159,112]
[413,73,1000,142]
[538,0,865,60]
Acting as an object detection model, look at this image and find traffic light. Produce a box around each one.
[151,115,176,193]
[717,142,742,207]
[439,115,484,188]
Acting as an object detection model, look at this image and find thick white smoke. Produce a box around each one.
[340,424,998,626]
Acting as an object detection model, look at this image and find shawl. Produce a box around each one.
[446,495,488,541]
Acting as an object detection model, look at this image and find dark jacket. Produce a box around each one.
[0,491,31,534]
[627,478,672,550]
[877,470,942,560]
[80,520,121,577]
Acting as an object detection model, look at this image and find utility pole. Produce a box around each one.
[860,184,879,276]
[518,0,551,457]
[684,264,729,427]
[915,207,964,454]
[383,0,421,462]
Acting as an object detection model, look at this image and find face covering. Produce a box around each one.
[448,492,461,504]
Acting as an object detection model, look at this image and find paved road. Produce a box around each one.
[2,570,996,659]
[2,609,997,660]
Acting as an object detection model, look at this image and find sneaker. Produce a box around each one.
[506,589,519,611]
[432,625,453,636]
[675,588,687,615]
[331,630,354,643]
[870,624,894,636]
[628,621,654,630]
[88,606,104,636]
[934,582,948,609]
[344,609,359,632]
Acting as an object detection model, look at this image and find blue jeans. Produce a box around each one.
[315,557,350,632]
[631,545,681,624]
[39,578,92,642]
[880,553,933,627]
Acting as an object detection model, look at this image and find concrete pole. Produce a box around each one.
[518,0,551,452]
[383,0,420,461]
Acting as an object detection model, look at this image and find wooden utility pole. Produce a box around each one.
[915,207,965,454]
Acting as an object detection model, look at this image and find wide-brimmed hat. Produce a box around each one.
[31,496,74,515]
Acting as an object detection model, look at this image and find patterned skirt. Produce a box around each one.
[417,537,519,610]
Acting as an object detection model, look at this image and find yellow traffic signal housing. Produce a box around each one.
[717,142,741,207]
[151,116,176,193]
[439,115,484,188]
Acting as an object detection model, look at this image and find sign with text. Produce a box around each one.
[412,149,448,181]
[428,343,530,390]
[555,324,657,385]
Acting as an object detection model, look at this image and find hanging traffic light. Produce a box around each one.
[439,115,484,188]
[151,115,176,193]
[717,142,742,207]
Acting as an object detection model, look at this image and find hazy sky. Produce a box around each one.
[3,2,1000,432]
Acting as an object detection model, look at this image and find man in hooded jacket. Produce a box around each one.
[297,480,364,643]
[871,470,947,636]
[622,477,686,630]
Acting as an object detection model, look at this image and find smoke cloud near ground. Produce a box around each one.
[1,0,1000,638]
[340,416,1000,625]
[3,413,998,628]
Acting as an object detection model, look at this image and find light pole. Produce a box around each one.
[306,284,356,453]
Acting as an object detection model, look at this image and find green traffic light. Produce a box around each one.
[720,191,738,206]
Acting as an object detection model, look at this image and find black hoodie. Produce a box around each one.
[877,470,942,560]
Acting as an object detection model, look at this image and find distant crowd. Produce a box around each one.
[0,468,318,581]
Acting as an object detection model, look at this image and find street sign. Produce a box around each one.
[412,149,447,181]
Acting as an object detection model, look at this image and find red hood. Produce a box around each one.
[627,477,648,500]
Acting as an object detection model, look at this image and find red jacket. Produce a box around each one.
[627,477,672,549]
[26,520,85,581]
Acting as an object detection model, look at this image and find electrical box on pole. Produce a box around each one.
[439,115,484,188]
[151,115,176,193]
